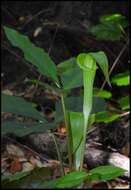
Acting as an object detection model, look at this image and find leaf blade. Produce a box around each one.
[2,121,55,137]
[39,171,88,188]
[4,26,58,82]
[69,112,84,170]
[111,71,130,86]
[90,51,111,86]
[88,165,126,181]
[2,93,45,121]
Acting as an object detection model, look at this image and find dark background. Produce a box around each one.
[1,1,130,87]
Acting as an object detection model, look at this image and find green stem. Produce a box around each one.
[60,93,73,170]
[51,133,65,176]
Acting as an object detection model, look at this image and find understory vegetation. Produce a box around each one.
[1,2,130,189]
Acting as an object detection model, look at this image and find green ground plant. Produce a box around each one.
[89,13,128,41]
[2,26,127,188]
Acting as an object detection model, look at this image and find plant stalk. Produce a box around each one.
[80,69,96,171]
[51,133,65,176]
[60,93,73,170]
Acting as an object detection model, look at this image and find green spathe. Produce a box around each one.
[77,53,97,71]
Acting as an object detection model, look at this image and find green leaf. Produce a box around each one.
[4,26,58,82]
[2,121,55,136]
[2,93,45,122]
[39,171,88,188]
[88,165,126,181]
[2,171,31,182]
[61,67,83,89]
[57,57,84,90]
[118,96,130,110]
[94,111,120,123]
[69,112,84,170]
[89,14,128,41]
[27,79,61,93]
[57,57,77,74]
[55,96,106,122]
[89,24,123,41]
[111,71,130,86]
[90,51,111,86]
[100,13,129,28]
[2,167,52,189]
[93,87,112,99]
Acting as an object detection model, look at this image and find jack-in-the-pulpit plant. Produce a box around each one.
[77,53,97,170]
[2,26,126,188]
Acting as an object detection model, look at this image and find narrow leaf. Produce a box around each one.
[4,26,58,82]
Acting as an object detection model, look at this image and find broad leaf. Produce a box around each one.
[111,71,130,86]
[55,96,106,122]
[27,79,61,93]
[2,93,45,122]
[57,57,77,74]
[2,167,51,189]
[118,96,130,110]
[93,87,112,99]
[89,14,128,41]
[61,67,83,89]
[94,111,120,123]
[88,165,126,181]
[4,26,58,82]
[100,13,129,28]
[39,171,88,188]
[69,112,84,170]
[2,171,31,182]
[89,24,123,41]
[57,57,83,89]
[90,51,111,86]
[2,121,56,136]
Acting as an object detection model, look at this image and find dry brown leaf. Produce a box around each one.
[22,162,35,172]
[6,144,25,157]
[10,158,22,173]
[57,122,66,134]
[120,143,130,157]
[29,156,43,167]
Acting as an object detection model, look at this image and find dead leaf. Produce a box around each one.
[2,89,13,95]
[29,156,43,167]
[6,144,25,157]
[10,158,22,173]
[22,162,35,172]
